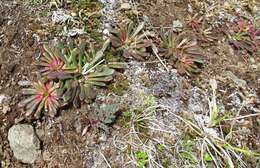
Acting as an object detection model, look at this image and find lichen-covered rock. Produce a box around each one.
[8,124,41,164]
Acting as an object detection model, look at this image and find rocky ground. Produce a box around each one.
[0,0,259,168]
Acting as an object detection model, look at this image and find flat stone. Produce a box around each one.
[8,124,41,164]
[120,3,131,10]
[0,94,7,105]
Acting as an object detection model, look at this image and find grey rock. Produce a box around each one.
[52,10,72,23]
[148,71,178,97]
[98,133,107,142]
[17,80,31,86]
[0,94,7,105]
[35,128,45,141]
[172,20,183,32]
[120,3,131,10]
[188,87,208,114]
[66,28,85,37]
[8,124,41,164]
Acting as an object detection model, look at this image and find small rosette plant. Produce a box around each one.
[159,30,206,75]
[228,15,260,55]
[110,21,152,60]
[19,81,60,118]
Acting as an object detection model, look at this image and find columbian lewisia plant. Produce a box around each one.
[19,81,60,118]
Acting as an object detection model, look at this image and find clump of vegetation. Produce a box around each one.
[159,30,206,75]
[110,21,152,60]
[108,73,129,96]
[20,40,116,117]
[168,105,260,168]
[228,15,260,55]
[69,0,103,40]
[177,140,198,165]
[186,14,203,30]
[134,150,148,168]
[121,94,156,139]
[97,104,119,126]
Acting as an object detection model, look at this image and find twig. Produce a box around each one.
[224,113,260,121]
[151,43,169,71]
[99,147,112,168]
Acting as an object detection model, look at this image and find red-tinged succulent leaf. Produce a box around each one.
[63,89,72,102]
[248,26,260,40]
[90,76,114,82]
[82,66,115,87]
[73,88,80,108]
[186,14,203,30]
[78,84,95,102]
[37,45,65,77]
[86,68,114,78]
[26,101,41,117]
[123,49,148,60]
[34,97,46,118]
[175,54,201,75]
[79,84,86,101]
[84,85,96,100]
[21,88,37,95]
[85,81,107,87]
[25,97,42,116]
[60,80,81,108]
[48,103,57,117]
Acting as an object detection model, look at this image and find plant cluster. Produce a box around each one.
[109,21,208,75]
[95,103,119,131]
[174,103,260,168]
[20,40,115,118]
[228,15,260,55]
[20,20,208,118]
[159,30,206,75]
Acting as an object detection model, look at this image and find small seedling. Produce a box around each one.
[134,150,148,168]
